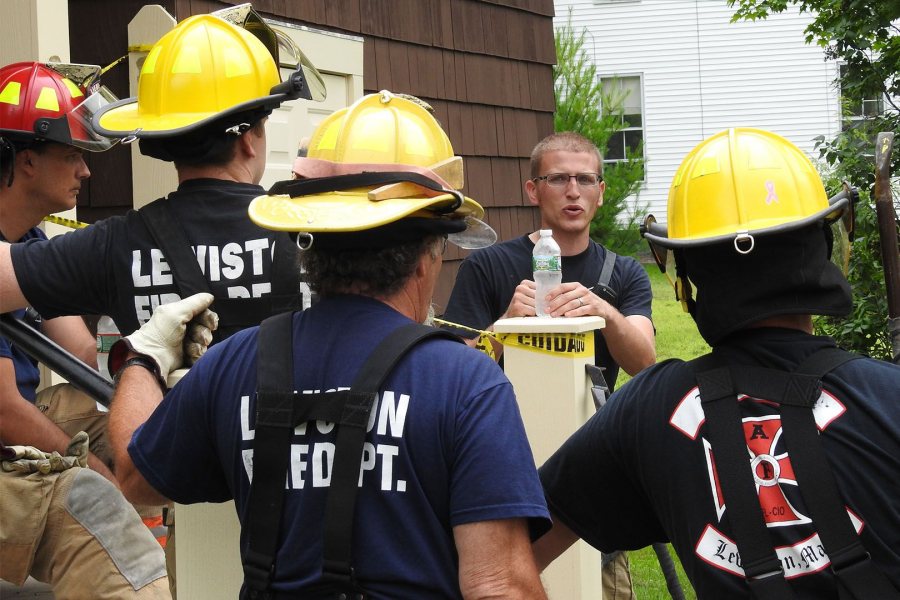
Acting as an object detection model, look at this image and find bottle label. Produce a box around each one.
[97,334,120,353]
[533,255,561,271]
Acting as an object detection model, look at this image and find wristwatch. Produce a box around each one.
[113,355,166,392]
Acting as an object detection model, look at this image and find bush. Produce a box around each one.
[815,197,893,359]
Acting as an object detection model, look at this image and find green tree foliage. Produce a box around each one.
[553,12,647,255]
[817,168,893,359]
[729,0,899,359]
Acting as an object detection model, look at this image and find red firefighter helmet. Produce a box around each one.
[0,61,117,151]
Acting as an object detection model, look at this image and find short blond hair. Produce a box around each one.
[529,132,603,179]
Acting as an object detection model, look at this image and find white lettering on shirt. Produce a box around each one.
[239,388,410,493]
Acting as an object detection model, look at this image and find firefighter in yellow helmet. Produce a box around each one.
[0,6,327,344]
[534,128,900,599]
[108,91,551,599]
[0,61,170,598]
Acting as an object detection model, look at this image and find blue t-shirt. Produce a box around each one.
[0,227,47,402]
[130,295,550,598]
[443,235,652,390]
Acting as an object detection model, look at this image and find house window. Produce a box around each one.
[839,64,884,128]
[599,75,644,174]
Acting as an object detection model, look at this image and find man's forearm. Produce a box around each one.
[602,312,656,375]
[455,519,548,600]
[0,386,118,484]
[43,315,99,368]
[0,243,29,312]
[108,361,167,505]
[532,518,580,572]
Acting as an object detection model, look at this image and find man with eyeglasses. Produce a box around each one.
[444,131,655,389]
[443,131,655,599]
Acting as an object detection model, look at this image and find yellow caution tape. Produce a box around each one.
[433,318,594,359]
[474,332,497,361]
[43,215,89,229]
[499,331,594,358]
[433,318,497,360]
[101,55,129,75]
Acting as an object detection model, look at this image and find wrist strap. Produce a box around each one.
[114,355,167,393]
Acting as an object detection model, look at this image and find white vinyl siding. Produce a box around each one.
[555,0,842,223]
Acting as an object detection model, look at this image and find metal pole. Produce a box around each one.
[0,313,114,406]
[873,132,899,363]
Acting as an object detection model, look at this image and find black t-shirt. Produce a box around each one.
[11,179,310,337]
[540,328,900,599]
[442,235,652,389]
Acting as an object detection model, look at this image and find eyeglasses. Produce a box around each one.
[532,173,602,188]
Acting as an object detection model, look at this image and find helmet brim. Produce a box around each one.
[92,90,286,139]
[643,195,849,249]
[249,189,496,249]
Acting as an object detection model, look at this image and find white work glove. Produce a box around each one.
[109,293,218,384]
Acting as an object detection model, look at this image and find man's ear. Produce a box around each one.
[525,178,540,207]
[238,131,257,158]
[416,250,432,278]
[597,180,606,209]
[17,149,37,175]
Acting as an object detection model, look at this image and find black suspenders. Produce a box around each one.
[242,312,461,599]
[138,199,301,341]
[594,248,618,306]
[692,347,900,600]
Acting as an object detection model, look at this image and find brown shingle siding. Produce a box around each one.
[388,42,412,93]
[324,0,361,32]
[490,157,526,206]
[372,38,394,90]
[451,0,486,55]
[472,104,500,156]
[463,157,494,206]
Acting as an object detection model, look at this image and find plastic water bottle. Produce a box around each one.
[533,229,562,317]
[96,315,121,381]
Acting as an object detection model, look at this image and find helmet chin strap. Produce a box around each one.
[0,139,17,187]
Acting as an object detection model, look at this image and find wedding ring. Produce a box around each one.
[578,297,584,307]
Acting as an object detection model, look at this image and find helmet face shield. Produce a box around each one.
[642,214,669,274]
[211,3,326,102]
[62,85,119,151]
[42,63,102,92]
[448,215,497,250]
[641,214,686,303]
[273,29,326,102]
[829,217,851,276]
[825,182,857,276]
